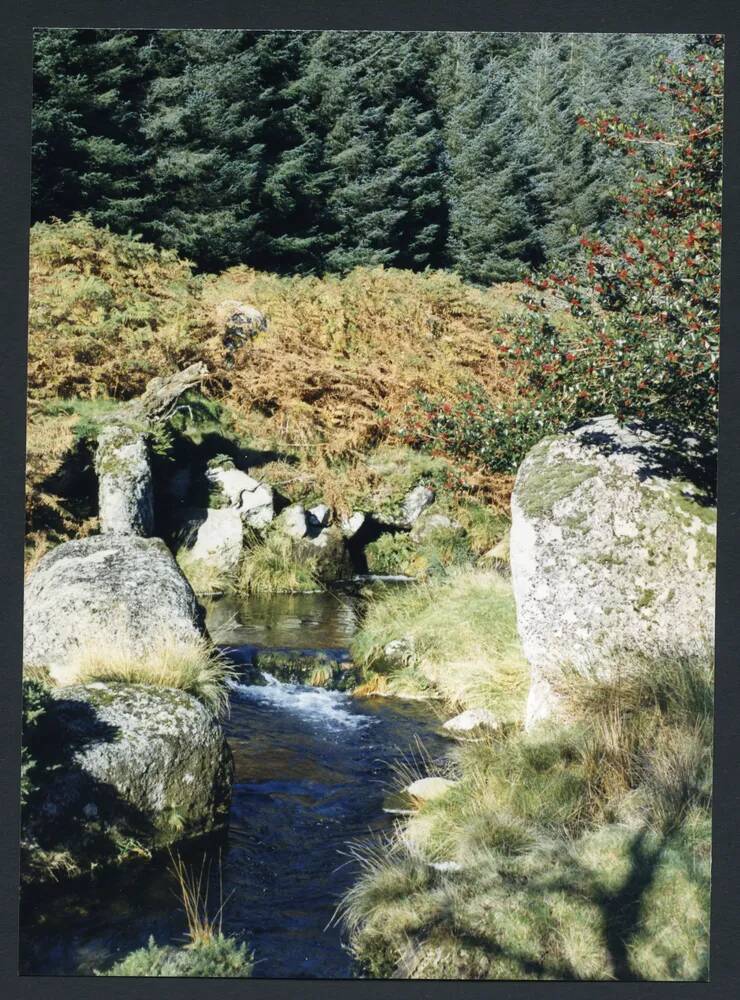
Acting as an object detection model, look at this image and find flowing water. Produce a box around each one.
[19,588,449,978]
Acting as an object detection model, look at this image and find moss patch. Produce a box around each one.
[518,452,599,521]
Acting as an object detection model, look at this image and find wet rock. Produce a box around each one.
[206,465,274,528]
[23,535,205,684]
[510,415,716,729]
[443,708,499,734]
[406,776,457,804]
[95,424,154,536]
[26,682,232,875]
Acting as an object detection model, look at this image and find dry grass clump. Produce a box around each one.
[102,852,253,978]
[27,218,552,519]
[71,631,235,716]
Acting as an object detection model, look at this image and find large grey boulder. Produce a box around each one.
[95,424,154,536]
[510,416,716,729]
[23,535,205,684]
[206,464,274,528]
[177,507,244,579]
[25,683,232,878]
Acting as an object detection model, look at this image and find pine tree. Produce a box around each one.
[32,28,152,230]
[441,36,540,282]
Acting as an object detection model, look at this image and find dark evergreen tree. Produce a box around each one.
[30,29,691,277]
[32,28,152,229]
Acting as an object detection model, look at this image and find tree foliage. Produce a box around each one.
[506,35,723,439]
[32,29,689,278]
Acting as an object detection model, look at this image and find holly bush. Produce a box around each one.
[505,35,723,443]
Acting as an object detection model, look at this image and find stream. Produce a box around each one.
[19,587,449,978]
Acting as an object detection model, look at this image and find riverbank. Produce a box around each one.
[20,585,452,977]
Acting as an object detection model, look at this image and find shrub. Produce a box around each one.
[504,40,722,442]
[102,934,253,977]
[365,533,417,576]
[72,632,235,716]
[21,678,51,806]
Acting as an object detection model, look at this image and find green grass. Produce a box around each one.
[352,568,529,719]
[73,632,236,716]
[39,396,122,444]
[339,653,713,981]
[237,531,321,594]
[365,532,417,576]
[101,934,254,977]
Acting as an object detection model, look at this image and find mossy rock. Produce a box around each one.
[510,415,716,729]
[22,682,233,885]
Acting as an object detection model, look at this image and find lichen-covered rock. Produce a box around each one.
[510,415,716,729]
[23,535,205,683]
[403,485,435,526]
[206,465,274,527]
[177,507,244,576]
[216,299,267,350]
[95,424,154,536]
[26,682,232,876]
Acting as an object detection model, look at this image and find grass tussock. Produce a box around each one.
[102,852,253,977]
[72,631,235,716]
[238,531,321,594]
[353,568,529,720]
[340,653,713,981]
